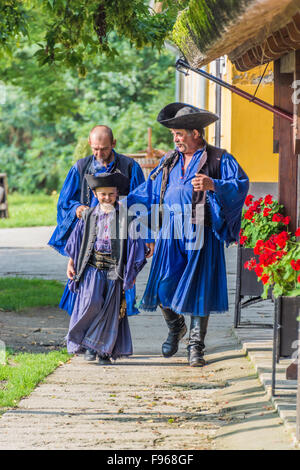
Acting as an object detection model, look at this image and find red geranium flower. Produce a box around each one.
[253,239,264,255]
[244,209,254,220]
[244,258,257,271]
[282,216,290,225]
[274,231,289,249]
[298,274,300,283]
[261,274,270,285]
[275,250,287,260]
[263,208,271,217]
[255,265,264,277]
[291,260,300,271]
[240,235,248,245]
[264,238,277,251]
[295,227,300,237]
[245,195,254,207]
[272,213,283,223]
[264,194,273,205]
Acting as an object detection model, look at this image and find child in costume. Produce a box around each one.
[65,172,147,364]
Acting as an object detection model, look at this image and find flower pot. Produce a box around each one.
[239,247,264,297]
[234,246,268,327]
[275,296,300,358]
[272,296,300,395]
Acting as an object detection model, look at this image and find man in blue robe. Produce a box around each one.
[48,125,145,316]
[126,103,249,367]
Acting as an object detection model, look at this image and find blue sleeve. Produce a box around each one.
[64,218,84,293]
[126,161,163,210]
[125,160,164,243]
[123,235,147,291]
[207,153,249,245]
[48,165,82,255]
[130,161,145,191]
[65,218,84,264]
[125,175,156,243]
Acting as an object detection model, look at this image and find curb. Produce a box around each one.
[232,327,299,448]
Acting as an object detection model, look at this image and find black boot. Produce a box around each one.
[98,354,112,365]
[160,306,187,358]
[84,349,97,361]
[187,316,209,367]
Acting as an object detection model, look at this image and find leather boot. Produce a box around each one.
[84,349,97,361]
[160,306,187,358]
[187,315,209,367]
[98,354,112,365]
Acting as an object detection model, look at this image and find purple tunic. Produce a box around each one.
[65,206,147,359]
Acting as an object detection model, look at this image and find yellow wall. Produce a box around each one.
[206,60,278,182]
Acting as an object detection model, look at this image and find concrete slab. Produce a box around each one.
[0,228,298,449]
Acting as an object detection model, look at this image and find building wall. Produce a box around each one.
[177,58,279,184]
[230,62,278,183]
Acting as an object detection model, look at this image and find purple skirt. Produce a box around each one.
[66,265,133,360]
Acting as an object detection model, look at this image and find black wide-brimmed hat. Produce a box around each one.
[86,172,130,195]
[157,102,219,130]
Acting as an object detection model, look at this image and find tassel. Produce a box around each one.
[150,150,178,181]
[119,290,127,320]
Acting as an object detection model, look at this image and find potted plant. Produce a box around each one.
[245,225,300,358]
[235,194,290,326]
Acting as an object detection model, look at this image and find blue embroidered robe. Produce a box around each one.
[125,148,249,317]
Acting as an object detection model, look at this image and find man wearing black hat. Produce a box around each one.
[126,103,249,367]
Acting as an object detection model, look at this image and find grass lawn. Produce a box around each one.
[0,348,71,412]
[0,278,64,311]
[0,192,58,228]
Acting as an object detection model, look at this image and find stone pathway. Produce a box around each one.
[0,228,298,449]
[0,342,294,450]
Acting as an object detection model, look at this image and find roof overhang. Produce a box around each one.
[172,0,300,71]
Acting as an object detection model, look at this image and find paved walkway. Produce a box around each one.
[0,227,298,449]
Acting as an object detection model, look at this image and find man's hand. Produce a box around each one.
[76,205,89,219]
[67,259,76,280]
[191,173,215,192]
[146,242,155,258]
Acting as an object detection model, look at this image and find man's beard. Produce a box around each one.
[176,142,188,153]
[97,150,113,163]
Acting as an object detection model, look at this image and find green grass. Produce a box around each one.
[0,192,58,228]
[0,278,64,312]
[0,349,71,412]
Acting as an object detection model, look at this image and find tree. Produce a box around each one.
[0,1,185,70]
[0,1,183,193]
[0,34,176,193]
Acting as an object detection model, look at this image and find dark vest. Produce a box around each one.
[151,143,226,225]
[77,152,135,206]
[73,205,133,286]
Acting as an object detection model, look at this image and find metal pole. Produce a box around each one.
[297,317,300,441]
[215,58,222,147]
[176,59,293,123]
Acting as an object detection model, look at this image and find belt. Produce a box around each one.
[88,250,117,271]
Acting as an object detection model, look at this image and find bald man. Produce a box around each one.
[49,125,145,255]
[49,125,145,318]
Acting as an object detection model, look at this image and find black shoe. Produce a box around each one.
[188,345,206,367]
[160,306,187,358]
[98,355,112,365]
[84,349,97,361]
[187,316,209,367]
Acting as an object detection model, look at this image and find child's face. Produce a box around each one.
[94,186,118,206]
